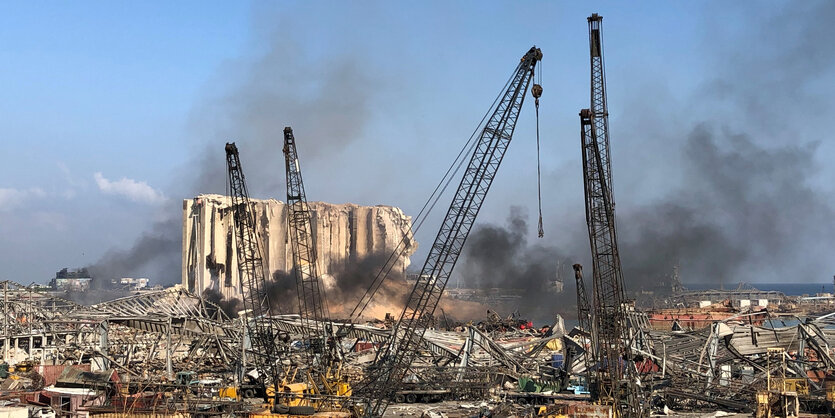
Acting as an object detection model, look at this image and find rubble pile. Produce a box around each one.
[1,278,835,417]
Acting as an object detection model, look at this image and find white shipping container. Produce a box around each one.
[0,407,30,418]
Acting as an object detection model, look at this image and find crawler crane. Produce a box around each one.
[580,14,645,416]
[282,126,352,400]
[225,143,282,406]
[359,46,543,417]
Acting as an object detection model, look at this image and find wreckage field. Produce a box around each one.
[1,281,835,417]
[5,4,835,418]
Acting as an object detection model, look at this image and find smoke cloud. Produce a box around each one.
[85,14,376,290]
[86,215,181,287]
[188,20,374,197]
[264,253,410,319]
[82,1,835,305]
[202,288,242,319]
[611,1,835,290]
[458,207,576,323]
[616,125,834,289]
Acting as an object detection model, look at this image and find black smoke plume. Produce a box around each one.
[610,1,835,291]
[84,12,375,293]
[267,269,298,314]
[86,215,181,288]
[187,17,375,197]
[327,252,410,312]
[202,288,242,319]
[458,207,576,323]
[616,125,833,290]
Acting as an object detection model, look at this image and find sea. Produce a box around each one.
[681,282,834,296]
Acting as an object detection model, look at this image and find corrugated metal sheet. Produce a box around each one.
[38,364,90,387]
[729,325,806,356]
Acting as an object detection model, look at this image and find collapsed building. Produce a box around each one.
[8,275,835,418]
[181,194,416,301]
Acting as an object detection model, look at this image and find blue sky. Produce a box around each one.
[1,1,833,287]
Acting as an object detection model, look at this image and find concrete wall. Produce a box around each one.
[182,194,416,301]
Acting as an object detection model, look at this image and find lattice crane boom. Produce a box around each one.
[225,142,281,399]
[283,127,331,364]
[588,13,615,200]
[361,46,542,417]
[581,14,641,415]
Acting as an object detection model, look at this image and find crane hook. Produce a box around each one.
[532,83,543,100]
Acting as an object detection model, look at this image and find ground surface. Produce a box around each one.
[382,401,754,418]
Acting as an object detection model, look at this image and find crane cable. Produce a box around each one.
[532,65,544,238]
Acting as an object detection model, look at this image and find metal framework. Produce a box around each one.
[580,107,628,404]
[580,13,634,413]
[225,143,281,396]
[361,46,542,417]
[283,127,330,365]
[588,13,614,197]
[573,264,594,378]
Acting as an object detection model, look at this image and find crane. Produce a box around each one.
[360,46,542,417]
[225,142,282,403]
[580,14,642,415]
[283,127,352,402]
[283,127,331,365]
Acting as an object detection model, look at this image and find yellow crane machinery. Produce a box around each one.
[226,142,352,416]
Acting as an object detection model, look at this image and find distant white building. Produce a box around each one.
[117,277,149,290]
[50,268,92,291]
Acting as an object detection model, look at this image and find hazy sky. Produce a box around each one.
[1,1,833,286]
